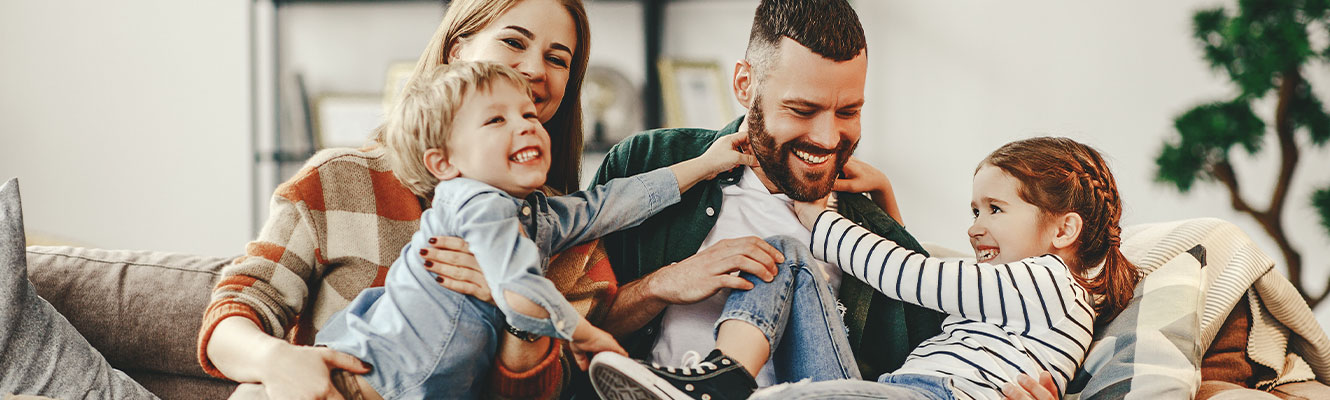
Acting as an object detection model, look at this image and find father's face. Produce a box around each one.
[745,38,867,201]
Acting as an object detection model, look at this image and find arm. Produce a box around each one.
[199,169,368,397]
[833,156,905,225]
[803,210,1093,331]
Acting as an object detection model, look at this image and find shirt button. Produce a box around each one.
[705,207,715,217]
[521,206,531,216]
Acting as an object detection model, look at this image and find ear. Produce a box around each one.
[732,59,755,108]
[423,148,460,181]
[1049,212,1084,251]
[446,37,468,64]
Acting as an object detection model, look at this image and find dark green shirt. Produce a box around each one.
[590,117,944,380]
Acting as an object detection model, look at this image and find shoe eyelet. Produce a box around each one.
[685,384,694,391]
[721,359,731,365]
[702,395,711,400]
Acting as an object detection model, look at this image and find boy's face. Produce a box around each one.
[967,164,1058,264]
[446,81,551,197]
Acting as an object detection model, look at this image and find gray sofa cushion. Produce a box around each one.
[25,245,236,383]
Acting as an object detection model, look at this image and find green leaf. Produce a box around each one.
[1174,101,1266,154]
[1291,81,1330,144]
[1156,140,1206,192]
[1314,186,1330,238]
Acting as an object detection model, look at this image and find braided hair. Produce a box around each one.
[980,137,1140,326]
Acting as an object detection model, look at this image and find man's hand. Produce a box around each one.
[644,236,784,304]
[256,341,372,400]
[568,320,627,370]
[1001,371,1057,400]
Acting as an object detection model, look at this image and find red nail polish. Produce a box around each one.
[435,276,444,283]
[419,249,428,256]
[429,237,437,244]
[425,261,434,267]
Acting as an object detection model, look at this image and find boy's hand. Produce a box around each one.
[697,132,758,179]
[568,320,627,370]
[792,195,831,230]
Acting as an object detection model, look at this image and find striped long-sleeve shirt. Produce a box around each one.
[811,211,1096,399]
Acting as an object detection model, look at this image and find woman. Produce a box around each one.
[198,0,596,398]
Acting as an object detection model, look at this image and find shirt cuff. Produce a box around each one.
[635,167,682,213]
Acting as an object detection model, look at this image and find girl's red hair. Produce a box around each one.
[981,137,1140,325]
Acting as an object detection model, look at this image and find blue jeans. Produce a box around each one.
[749,374,956,400]
[716,235,861,383]
[316,270,505,399]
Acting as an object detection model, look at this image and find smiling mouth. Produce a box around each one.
[975,247,1000,263]
[792,148,832,165]
[509,147,541,163]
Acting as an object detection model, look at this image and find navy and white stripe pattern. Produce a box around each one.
[811,211,1096,399]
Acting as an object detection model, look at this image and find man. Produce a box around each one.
[585,0,944,397]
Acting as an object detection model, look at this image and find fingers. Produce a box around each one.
[321,348,372,374]
[427,236,470,252]
[1018,373,1055,400]
[718,274,756,291]
[1001,383,1033,400]
[573,350,590,371]
[421,248,479,269]
[439,276,491,302]
[1037,371,1057,399]
[738,153,758,167]
[726,256,776,282]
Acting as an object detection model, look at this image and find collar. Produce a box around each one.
[714,116,747,185]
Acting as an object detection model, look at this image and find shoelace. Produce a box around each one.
[655,350,718,376]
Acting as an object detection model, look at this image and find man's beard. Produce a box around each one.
[746,94,857,201]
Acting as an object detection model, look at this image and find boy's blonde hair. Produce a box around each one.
[383,61,532,197]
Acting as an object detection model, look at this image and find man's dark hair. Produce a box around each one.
[745,0,866,83]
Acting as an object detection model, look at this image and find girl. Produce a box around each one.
[590,136,1140,400]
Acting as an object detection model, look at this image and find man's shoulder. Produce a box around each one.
[606,127,724,165]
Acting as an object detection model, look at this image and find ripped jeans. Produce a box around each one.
[714,235,860,383]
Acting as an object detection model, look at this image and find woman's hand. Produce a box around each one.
[421,236,491,305]
[256,342,372,400]
[833,156,904,225]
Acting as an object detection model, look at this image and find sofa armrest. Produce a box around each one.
[26,246,234,381]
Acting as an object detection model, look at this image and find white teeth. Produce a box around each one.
[510,149,539,163]
[793,149,830,164]
[976,249,998,262]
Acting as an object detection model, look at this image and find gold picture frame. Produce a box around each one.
[658,59,735,129]
[382,61,418,113]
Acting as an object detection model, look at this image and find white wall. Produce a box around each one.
[0,1,253,257]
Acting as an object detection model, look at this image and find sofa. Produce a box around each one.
[4,173,1329,399]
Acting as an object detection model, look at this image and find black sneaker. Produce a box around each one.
[589,350,757,400]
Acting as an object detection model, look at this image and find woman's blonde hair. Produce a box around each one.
[374,0,591,195]
[383,62,532,197]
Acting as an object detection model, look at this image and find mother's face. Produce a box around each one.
[449,0,577,123]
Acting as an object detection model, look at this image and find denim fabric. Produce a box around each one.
[0,179,156,399]
[749,374,955,400]
[316,168,679,398]
[717,235,860,383]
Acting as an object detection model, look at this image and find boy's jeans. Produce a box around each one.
[716,235,861,383]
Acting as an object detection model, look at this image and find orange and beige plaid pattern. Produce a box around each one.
[196,146,618,388]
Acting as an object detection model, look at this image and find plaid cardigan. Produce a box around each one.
[197,146,614,397]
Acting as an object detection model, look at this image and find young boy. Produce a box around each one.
[314,61,755,399]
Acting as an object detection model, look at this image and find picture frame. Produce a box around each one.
[658,59,734,129]
[312,94,384,149]
[382,61,418,112]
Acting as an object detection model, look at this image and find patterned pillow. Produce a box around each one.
[1065,245,1205,399]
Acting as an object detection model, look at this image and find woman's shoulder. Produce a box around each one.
[274,145,413,204]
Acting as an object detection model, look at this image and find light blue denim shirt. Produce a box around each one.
[422,167,679,339]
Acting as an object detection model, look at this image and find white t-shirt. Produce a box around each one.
[648,166,841,386]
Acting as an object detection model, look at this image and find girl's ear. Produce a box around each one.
[447,37,468,63]
[424,148,460,180]
[1050,212,1083,251]
[732,59,755,108]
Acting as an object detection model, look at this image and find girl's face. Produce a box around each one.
[968,164,1059,264]
[449,0,577,124]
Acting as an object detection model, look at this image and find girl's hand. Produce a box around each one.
[257,341,371,400]
[421,236,491,305]
[1001,371,1058,400]
[833,156,904,225]
[697,132,758,179]
[568,319,627,370]
[792,195,831,230]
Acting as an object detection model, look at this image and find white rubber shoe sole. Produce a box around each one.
[589,352,693,400]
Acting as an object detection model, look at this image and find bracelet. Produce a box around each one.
[504,324,542,342]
